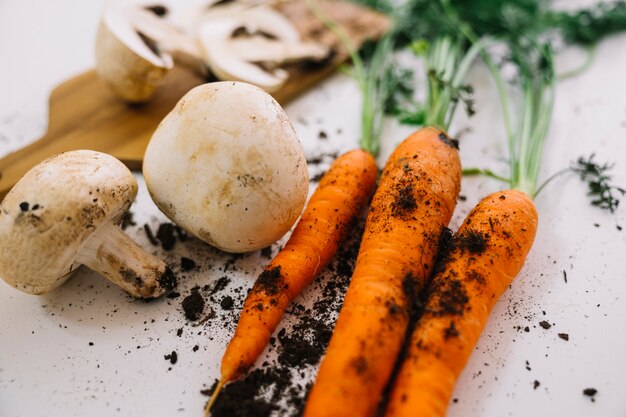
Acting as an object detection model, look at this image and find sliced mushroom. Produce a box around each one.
[0,150,176,298]
[196,5,331,92]
[96,3,206,103]
[177,0,296,38]
[228,37,331,68]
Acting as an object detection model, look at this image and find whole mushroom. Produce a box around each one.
[143,81,309,253]
[0,150,175,298]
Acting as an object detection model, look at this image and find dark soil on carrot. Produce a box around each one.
[438,132,459,149]
[430,278,470,317]
[391,185,418,217]
[253,267,285,296]
[455,229,488,254]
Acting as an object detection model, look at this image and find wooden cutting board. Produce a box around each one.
[0,0,388,200]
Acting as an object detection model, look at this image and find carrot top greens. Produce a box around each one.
[378,0,626,198]
[317,0,626,198]
[306,0,484,155]
[442,0,626,197]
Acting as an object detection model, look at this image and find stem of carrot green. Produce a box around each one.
[558,44,597,80]
[516,82,534,192]
[533,167,571,198]
[462,168,510,183]
[439,0,518,180]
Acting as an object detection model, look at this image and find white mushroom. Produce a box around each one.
[95,2,206,103]
[0,150,175,298]
[143,81,309,253]
[196,5,331,92]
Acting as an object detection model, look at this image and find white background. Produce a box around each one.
[1,1,625,416]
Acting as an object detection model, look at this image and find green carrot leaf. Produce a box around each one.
[572,154,626,213]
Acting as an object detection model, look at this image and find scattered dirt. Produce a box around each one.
[156,223,177,251]
[120,211,136,230]
[539,320,551,330]
[164,351,178,365]
[182,288,205,321]
[181,257,196,272]
[306,152,338,165]
[143,224,159,246]
[211,277,231,295]
[220,296,234,311]
[583,388,598,402]
[211,368,288,417]
[310,172,325,183]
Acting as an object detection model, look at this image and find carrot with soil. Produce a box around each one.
[384,190,537,417]
[302,1,486,415]
[382,1,626,415]
[204,2,391,413]
[205,149,378,413]
[226,152,376,376]
[383,34,545,411]
[303,127,461,417]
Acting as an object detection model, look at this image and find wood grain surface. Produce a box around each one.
[0,0,388,200]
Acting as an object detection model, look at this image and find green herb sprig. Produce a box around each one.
[572,154,626,213]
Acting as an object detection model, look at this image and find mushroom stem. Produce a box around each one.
[75,222,176,298]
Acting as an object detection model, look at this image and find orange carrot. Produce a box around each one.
[206,148,378,414]
[303,127,461,417]
[384,190,538,417]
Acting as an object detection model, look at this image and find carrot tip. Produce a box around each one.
[204,379,225,417]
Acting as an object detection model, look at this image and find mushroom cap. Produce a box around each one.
[143,81,309,253]
[0,150,138,294]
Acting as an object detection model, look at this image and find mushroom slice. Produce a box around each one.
[197,5,330,92]
[181,1,301,41]
[96,3,205,103]
[228,37,331,68]
[0,150,176,298]
[200,30,289,91]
